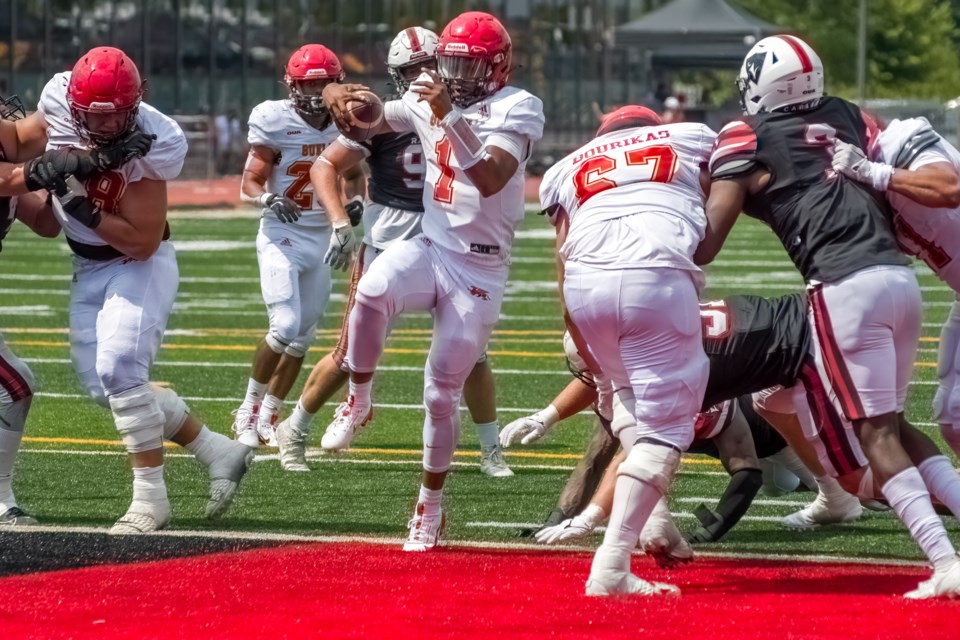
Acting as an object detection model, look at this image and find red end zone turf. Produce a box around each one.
[0,542,954,639]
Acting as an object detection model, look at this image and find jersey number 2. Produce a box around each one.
[284,160,314,209]
[573,145,678,205]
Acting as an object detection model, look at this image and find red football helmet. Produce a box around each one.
[284,45,345,117]
[436,12,512,107]
[67,47,143,146]
[596,106,663,137]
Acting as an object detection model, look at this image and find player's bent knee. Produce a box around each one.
[152,383,190,440]
[423,380,461,421]
[109,383,165,453]
[617,442,681,495]
[354,271,393,315]
[264,331,290,354]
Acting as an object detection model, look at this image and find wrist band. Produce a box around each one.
[439,110,486,169]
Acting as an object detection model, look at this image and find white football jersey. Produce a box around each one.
[248,100,341,228]
[873,117,960,292]
[541,122,715,271]
[38,72,187,246]
[384,80,544,261]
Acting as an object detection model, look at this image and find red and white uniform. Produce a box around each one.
[247,100,340,356]
[542,123,715,449]
[38,72,187,402]
[872,118,960,436]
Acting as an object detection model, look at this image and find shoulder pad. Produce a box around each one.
[894,129,942,169]
[709,121,760,180]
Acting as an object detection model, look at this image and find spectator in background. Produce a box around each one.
[662,96,685,124]
[215,108,243,175]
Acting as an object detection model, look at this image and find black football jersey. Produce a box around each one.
[710,96,909,283]
[701,293,809,409]
[688,395,787,458]
[358,131,425,213]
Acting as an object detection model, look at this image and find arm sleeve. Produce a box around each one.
[709,120,761,180]
[688,468,763,543]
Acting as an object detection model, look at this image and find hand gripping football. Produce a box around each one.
[341,90,384,143]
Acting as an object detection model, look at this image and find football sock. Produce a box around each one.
[0,427,22,512]
[289,400,315,434]
[418,485,443,516]
[604,474,662,552]
[261,394,282,425]
[185,425,232,468]
[348,380,373,421]
[918,455,960,520]
[241,379,267,412]
[131,465,168,508]
[475,421,500,449]
[883,466,957,571]
[816,475,855,504]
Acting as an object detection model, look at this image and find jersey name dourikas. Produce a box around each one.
[384,84,544,260]
[38,72,187,246]
[247,100,341,227]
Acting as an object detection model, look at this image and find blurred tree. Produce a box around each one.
[734,0,960,100]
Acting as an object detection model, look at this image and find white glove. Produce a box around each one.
[594,373,614,422]
[324,221,358,272]
[500,414,550,448]
[534,504,606,544]
[831,139,893,191]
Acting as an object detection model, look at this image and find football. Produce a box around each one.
[341,90,384,143]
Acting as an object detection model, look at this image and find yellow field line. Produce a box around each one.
[20,436,721,465]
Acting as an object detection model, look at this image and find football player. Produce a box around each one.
[539,105,716,596]
[697,35,960,597]
[321,12,544,550]
[234,44,366,447]
[275,27,513,477]
[4,48,254,533]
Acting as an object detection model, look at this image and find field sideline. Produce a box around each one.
[1,208,960,638]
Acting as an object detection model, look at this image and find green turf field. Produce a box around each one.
[4,210,957,562]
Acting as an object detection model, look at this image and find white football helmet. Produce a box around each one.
[737,35,824,115]
[388,27,440,93]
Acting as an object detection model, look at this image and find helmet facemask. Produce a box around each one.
[437,54,492,108]
[0,95,26,121]
[288,78,335,122]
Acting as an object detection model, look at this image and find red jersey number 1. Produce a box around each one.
[434,137,455,204]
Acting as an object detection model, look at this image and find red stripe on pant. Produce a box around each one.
[0,353,30,403]
[332,244,367,370]
[799,360,861,477]
[809,285,867,421]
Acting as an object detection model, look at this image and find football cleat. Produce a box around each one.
[257,412,279,447]
[639,504,694,569]
[585,573,681,597]
[479,445,514,477]
[403,503,445,552]
[0,506,38,526]
[108,503,171,535]
[276,418,310,472]
[205,442,254,519]
[782,489,863,530]
[904,559,960,599]
[231,405,261,449]
[320,397,372,451]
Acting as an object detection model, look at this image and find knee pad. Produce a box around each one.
[475,352,487,365]
[151,384,190,440]
[617,442,681,496]
[423,378,462,421]
[108,384,164,453]
[355,270,392,315]
[264,331,289,354]
[285,324,316,358]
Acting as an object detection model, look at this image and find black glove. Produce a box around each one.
[24,149,95,192]
[49,175,102,229]
[261,193,301,223]
[344,196,364,227]
[91,128,157,170]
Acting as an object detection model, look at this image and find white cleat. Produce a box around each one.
[276,418,310,472]
[257,413,279,447]
[403,503,445,552]
[585,572,681,597]
[782,489,862,530]
[205,442,254,519]
[480,445,514,477]
[108,503,171,535]
[639,504,694,569]
[904,559,960,599]
[320,397,372,451]
[0,507,38,527]
[231,405,261,449]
